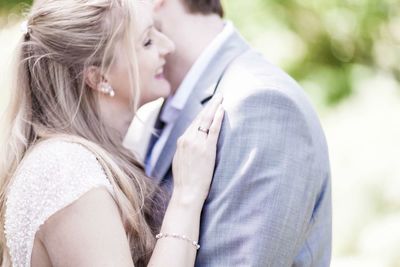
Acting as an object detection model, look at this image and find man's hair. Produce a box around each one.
[183,0,224,17]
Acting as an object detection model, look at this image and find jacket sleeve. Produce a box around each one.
[195,89,331,267]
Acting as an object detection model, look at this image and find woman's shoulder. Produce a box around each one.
[21,138,99,168]
[7,138,114,209]
[16,139,109,185]
[4,139,113,267]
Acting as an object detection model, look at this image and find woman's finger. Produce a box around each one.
[207,104,225,145]
[194,93,223,132]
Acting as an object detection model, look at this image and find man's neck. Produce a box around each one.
[170,16,225,95]
[186,15,225,67]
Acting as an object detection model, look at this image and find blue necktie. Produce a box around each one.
[145,113,165,175]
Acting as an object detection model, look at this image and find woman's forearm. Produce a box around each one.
[147,190,204,267]
[147,95,224,266]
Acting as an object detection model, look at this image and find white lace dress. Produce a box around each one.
[4,140,114,267]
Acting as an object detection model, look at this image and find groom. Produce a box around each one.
[146,0,332,266]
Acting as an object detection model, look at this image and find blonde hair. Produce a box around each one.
[0,0,163,265]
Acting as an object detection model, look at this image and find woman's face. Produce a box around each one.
[135,1,175,106]
[99,1,174,136]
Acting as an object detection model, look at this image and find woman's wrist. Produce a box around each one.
[170,188,206,212]
[161,190,203,240]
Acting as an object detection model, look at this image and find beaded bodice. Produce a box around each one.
[4,140,113,267]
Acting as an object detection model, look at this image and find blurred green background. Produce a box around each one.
[1,0,400,266]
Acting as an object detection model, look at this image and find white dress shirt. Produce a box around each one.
[146,21,235,176]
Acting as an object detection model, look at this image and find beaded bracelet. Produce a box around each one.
[156,233,200,250]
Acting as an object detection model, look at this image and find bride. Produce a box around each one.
[0,0,224,266]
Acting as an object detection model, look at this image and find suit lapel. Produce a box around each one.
[150,31,249,182]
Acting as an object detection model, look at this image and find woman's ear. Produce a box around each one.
[84,66,102,91]
[84,66,115,97]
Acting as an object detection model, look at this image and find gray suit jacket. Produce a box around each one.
[147,29,331,267]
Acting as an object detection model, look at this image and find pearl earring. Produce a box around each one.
[100,83,115,97]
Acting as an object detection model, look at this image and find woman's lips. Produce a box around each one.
[155,68,165,79]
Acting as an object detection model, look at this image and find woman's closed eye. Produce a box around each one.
[144,38,153,48]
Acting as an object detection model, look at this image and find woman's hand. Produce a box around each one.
[172,93,225,207]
